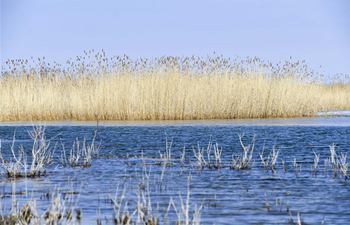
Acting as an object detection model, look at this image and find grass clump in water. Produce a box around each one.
[0,182,81,225]
[230,134,255,170]
[259,146,279,172]
[192,140,222,169]
[0,126,52,178]
[60,131,100,168]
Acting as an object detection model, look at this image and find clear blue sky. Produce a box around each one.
[1,0,350,75]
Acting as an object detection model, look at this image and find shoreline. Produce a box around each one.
[0,112,349,127]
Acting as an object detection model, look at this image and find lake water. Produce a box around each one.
[1,116,350,224]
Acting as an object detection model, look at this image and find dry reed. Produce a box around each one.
[1,53,350,121]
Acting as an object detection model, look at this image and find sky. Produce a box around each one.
[1,0,350,76]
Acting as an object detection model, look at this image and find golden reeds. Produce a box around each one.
[1,53,349,121]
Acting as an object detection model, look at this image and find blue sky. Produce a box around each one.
[1,0,350,75]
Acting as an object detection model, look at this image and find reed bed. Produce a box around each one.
[1,53,350,121]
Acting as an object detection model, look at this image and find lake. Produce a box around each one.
[1,116,350,224]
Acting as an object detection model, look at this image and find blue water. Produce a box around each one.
[1,118,350,224]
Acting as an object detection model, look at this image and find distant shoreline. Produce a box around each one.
[0,113,349,127]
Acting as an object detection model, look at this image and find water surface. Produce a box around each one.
[0,116,350,224]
